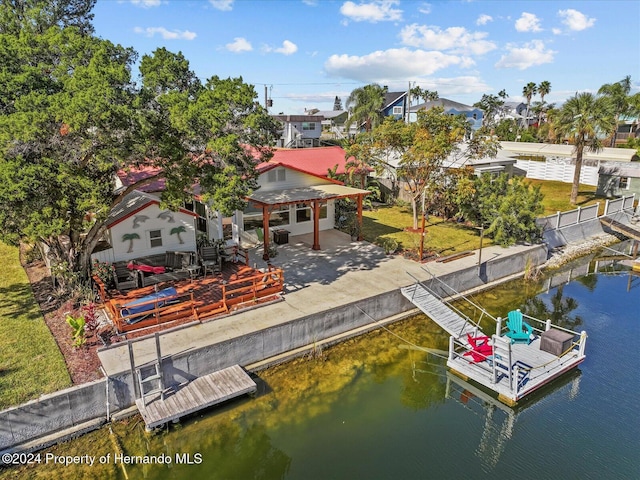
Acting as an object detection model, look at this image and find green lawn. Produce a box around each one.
[362,179,604,255]
[362,205,491,256]
[0,243,70,409]
[526,179,602,216]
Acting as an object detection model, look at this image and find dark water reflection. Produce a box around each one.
[5,259,640,480]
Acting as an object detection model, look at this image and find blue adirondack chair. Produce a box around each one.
[505,310,534,344]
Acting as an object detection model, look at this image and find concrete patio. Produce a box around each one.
[98,229,545,377]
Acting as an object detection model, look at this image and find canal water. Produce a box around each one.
[5,258,639,479]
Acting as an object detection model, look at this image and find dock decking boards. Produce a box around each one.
[600,217,640,242]
[401,284,478,338]
[136,364,257,429]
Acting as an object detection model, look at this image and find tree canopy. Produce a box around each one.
[345,83,386,133]
[555,92,615,204]
[0,3,278,279]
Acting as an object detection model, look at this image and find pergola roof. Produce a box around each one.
[248,184,370,206]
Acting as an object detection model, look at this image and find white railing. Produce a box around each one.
[536,193,636,232]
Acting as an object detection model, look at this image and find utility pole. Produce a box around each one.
[264,85,268,112]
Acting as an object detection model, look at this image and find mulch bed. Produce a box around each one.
[21,251,103,385]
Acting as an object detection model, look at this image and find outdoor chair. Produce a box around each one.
[463,333,493,363]
[200,246,221,277]
[505,310,534,344]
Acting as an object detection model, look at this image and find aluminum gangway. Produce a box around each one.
[400,275,482,339]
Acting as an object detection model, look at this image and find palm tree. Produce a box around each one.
[345,83,387,133]
[555,92,615,204]
[170,225,186,244]
[522,82,537,129]
[598,75,635,147]
[122,233,140,253]
[537,80,551,125]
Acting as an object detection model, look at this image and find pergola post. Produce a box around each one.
[262,205,270,259]
[312,201,320,250]
[356,194,363,241]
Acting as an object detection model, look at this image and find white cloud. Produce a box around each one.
[552,28,562,35]
[225,37,252,53]
[133,27,196,40]
[209,0,233,11]
[515,12,542,32]
[400,24,496,55]
[130,0,161,7]
[495,40,556,70]
[340,0,402,23]
[324,48,464,82]
[275,40,298,55]
[418,3,431,15]
[476,14,493,26]
[302,0,318,5]
[263,40,298,55]
[558,9,595,31]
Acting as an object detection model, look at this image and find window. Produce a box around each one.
[619,177,629,190]
[302,122,316,131]
[315,204,328,220]
[392,106,403,115]
[270,205,290,227]
[296,203,311,223]
[243,203,263,231]
[149,230,162,248]
[267,168,286,183]
[184,199,208,233]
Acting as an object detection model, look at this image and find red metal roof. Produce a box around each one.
[256,146,352,177]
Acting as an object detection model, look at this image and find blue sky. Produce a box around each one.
[93,0,640,114]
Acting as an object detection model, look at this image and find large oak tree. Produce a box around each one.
[0,4,278,280]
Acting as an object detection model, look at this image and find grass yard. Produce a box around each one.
[526,179,602,216]
[362,204,492,257]
[0,243,70,410]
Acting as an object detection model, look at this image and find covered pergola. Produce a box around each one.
[247,184,370,259]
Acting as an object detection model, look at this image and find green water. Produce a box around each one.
[5,262,639,479]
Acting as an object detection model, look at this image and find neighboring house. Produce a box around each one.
[315,110,349,138]
[597,162,640,198]
[614,116,639,146]
[272,114,324,148]
[382,91,408,121]
[91,190,198,264]
[409,98,483,133]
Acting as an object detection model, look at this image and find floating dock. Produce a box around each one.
[136,364,257,430]
[402,281,587,406]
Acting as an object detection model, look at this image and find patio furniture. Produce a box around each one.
[200,246,221,277]
[463,334,494,363]
[112,263,139,291]
[120,287,178,323]
[540,329,574,356]
[505,310,534,344]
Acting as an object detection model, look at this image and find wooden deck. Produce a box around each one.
[136,364,257,430]
[401,283,478,338]
[96,262,284,334]
[600,216,640,241]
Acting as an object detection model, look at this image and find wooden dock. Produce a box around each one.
[600,216,640,241]
[401,283,478,338]
[136,364,257,430]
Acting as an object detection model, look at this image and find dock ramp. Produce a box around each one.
[136,364,257,430]
[401,283,478,338]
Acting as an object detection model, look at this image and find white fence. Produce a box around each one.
[536,194,636,232]
[516,160,599,186]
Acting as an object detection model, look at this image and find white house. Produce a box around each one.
[92,190,198,264]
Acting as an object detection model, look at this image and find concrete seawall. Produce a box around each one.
[1,243,548,453]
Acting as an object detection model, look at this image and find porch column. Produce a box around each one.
[312,200,320,250]
[262,205,270,259]
[356,194,363,241]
